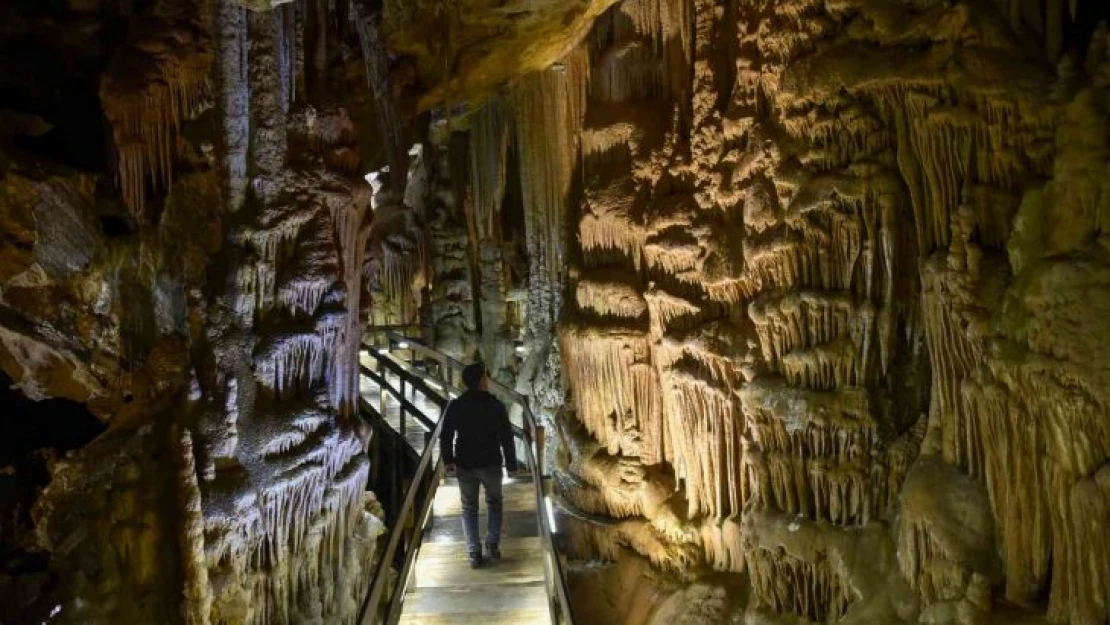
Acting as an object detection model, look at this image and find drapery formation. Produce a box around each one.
[458,1,1110,624]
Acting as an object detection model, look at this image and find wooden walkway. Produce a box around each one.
[357,344,556,624]
[398,476,552,624]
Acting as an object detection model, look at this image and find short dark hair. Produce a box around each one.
[462,362,487,390]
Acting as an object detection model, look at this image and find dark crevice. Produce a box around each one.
[99,214,135,238]
[0,370,105,625]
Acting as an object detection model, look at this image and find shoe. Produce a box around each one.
[468,552,484,569]
[485,544,501,564]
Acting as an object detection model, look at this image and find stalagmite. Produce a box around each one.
[215,1,250,212]
[176,428,212,625]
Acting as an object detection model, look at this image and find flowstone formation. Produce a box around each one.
[409,0,1110,624]
[0,2,399,623]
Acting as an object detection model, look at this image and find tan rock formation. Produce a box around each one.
[433,0,1110,624]
[3,0,1110,624]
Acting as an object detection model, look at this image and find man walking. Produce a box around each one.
[439,362,518,568]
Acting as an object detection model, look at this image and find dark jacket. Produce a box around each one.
[439,389,516,470]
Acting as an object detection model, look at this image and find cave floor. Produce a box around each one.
[398,477,552,624]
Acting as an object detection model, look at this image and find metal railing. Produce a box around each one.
[356,344,448,624]
[355,332,576,625]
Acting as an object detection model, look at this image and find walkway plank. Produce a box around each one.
[398,585,550,624]
[433,478,536,516]
[413,537,545,588]
[400,479,552,625]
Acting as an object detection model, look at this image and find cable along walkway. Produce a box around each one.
[356,331,573,625]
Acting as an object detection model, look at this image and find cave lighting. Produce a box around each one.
[544,496,557,532]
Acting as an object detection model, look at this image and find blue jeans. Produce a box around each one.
[456,466,503,555]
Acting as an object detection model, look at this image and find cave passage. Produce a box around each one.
[0,1,1108,624]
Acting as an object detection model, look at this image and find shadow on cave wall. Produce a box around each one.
[0,370,105,624]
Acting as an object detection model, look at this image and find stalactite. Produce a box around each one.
[984,383,1050,598]
[582,121,643,161]
[643,288,702,336]
[380,244,420,324]
[514,47,589,308]
[101,0,213,217]
[351,0,408,189]
[921,260,987,475]
[326,186,371,413]
[580,205,647,268]
[643,240,703,278]
[898,506,978,604]
[469,96,510,240]
[554,2,1109,624]
[277,277,331,317]
[747,548,853,622]
[749,290,868,372]
[559,323,661,460]
[208,394,375,625]
[257,332,332,395]
[615,0,692,99]
[660,369,742,518]
[575,278,648,319]
[564,515,703,575]
[591,40,662,103]
[697,517,744,573]
[739,377,878,525]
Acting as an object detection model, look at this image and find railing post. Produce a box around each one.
[536,425,546,479]
[377,349,387,419]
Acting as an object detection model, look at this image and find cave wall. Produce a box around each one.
[0,1,393,623]
[443,0,1110,623]
[3,0,1110,623]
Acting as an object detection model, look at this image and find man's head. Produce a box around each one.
[462,362,488,391]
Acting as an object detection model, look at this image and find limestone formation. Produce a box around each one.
[2,0,1110,624]
[425,1,1110,624]
[1,2,389,623]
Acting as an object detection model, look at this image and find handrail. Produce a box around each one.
[364,323,423,333]
[357,348,449,624]
[370,332,576,625]
[378,331,539,463]
[382,331,542,442]
[360,360,438,431]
